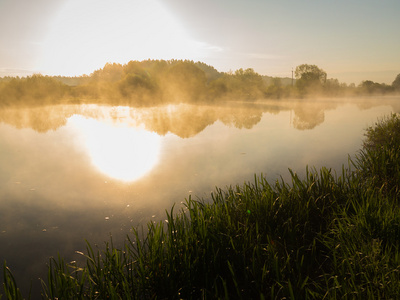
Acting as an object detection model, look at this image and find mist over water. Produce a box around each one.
[0,96,399,295]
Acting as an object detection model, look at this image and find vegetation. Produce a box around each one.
[393,74,400,92]
[1,112,400,298]
[0,60,399,107]
[0,74,70,106]
[356,114,400,199]
[295,64,327,95]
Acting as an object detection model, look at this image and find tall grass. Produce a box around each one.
[2,262,24,300]
[354,113,400,199]
[2,113,400,299]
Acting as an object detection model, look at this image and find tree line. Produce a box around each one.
[0,60,399,106]
[294,64,400,97]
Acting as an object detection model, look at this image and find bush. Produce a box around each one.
[355,113,400,199]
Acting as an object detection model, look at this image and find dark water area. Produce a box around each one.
[0,96,399,296]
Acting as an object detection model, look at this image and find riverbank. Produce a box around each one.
[2,114,400,299]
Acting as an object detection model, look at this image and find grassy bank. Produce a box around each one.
[2,114,400,299]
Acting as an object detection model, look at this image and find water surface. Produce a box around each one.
[0,96,399,294]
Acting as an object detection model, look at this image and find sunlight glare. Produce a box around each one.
[38,0,210,76]
[69,115,161,182]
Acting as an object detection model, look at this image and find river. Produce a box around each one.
[0,96,399,296]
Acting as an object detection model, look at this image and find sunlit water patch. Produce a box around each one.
[68,115,162,182]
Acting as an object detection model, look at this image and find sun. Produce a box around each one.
[69,114,162,182]
[37,0,207,76]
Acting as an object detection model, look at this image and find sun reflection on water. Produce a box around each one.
[69,115,161,182]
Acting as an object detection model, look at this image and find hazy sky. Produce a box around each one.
[0,0,399,84]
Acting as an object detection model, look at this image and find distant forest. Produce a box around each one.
[0,60,399,107]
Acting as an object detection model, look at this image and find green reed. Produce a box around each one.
[2,113,400,299]
[354,113,400,199]
[2,262,24,300]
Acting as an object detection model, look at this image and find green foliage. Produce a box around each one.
[163,61,208,102]
[359,80,394,95]
[208,68,267,101]
[264,77,295,99]
[363,114,400,153]
[232,68,266,100]
[354,113,400,199]
[295,64,327,82]
[323,192,400,298]
[195,61,222,83]
[91,62,124,82]
[392,73,400,91]
[119,73,160,104]
[326,113,400,297]
[1,61,399,107]
[295,64,327,95]
[0,74,70,106]
[324,78,344,96]
[2,262,24,300]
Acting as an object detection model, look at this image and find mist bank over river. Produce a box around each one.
[1,61,399,108]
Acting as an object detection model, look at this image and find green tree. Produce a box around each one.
[208,78,228,99]
[266,77,283,98]
[324,78,342,96]
[163,61,207,103]
[0,74,69,106]
[195,61,222,83]
[233,68,265,100]
[91,63,123,82]
[392,73,400,91]
[359,80,393,94]
[119,73,159,103]
[295,64,327,94]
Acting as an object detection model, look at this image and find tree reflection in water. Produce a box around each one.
[0,98,399,137]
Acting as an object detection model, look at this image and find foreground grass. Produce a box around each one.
[2,114,400,299]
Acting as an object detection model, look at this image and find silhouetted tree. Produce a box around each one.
[0,74,69,106]
[163,61,207,103]
[232,68,266,100]
[119,73,159,104]
[295,64,327,95]
[266,77,283,98]
[392,73,400,92]
[195,62,222,83]
[91,63,123,82]
[324,78,342,96]
[359,80,393,94]
[208,78,228,99]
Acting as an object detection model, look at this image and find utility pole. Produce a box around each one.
[291,68,294,86]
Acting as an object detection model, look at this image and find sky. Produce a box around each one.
[0,0,399,84]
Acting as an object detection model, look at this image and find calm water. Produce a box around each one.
[0,96,399,295]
